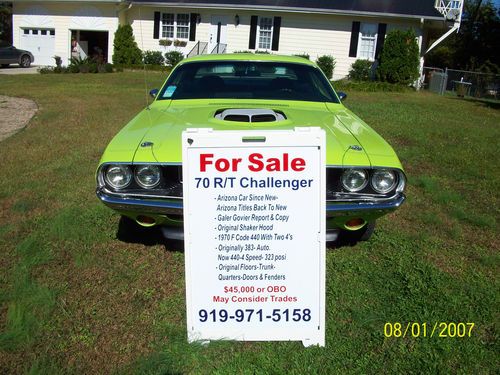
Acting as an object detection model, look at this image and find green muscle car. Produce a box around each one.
[96,54,405,243]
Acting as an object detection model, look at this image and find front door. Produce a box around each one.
[209,15,227,53]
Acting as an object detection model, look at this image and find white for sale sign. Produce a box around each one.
[182,128,325,347]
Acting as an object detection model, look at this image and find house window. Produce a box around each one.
[176,14,189,39]
[162,13,174,38]
[23,29,29,35]
[258,17,273,50]
[358,23,377,60]
[162,13,190,39]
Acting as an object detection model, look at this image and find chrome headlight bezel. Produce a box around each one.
[104,164,132,190]
[134,164,162,189]
[341,169,369,192]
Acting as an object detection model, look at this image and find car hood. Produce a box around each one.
[113,99,401,169]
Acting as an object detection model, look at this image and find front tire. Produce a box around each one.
[20,55,31,68]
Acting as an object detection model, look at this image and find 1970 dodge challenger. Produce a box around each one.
[96,54,405,243]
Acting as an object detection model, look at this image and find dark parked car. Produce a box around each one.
[0,42,34,68]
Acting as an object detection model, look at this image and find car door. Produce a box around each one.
[0,42,12,63]
[0,45,19,63]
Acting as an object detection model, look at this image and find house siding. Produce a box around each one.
[13,1,119,66]
[125,6,422,79]
[11,2,424,78]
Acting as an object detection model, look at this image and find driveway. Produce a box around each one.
[0,96,38,141]
[0,65,39,75]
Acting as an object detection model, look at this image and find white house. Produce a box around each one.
[11,0,463,79]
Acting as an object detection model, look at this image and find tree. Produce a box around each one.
[0,2,12,43]
[112,24,142,65]
[377,29,420,84]
[426,0,500,70]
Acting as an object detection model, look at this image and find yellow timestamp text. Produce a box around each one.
[384,322,475,338]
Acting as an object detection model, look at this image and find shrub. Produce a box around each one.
[143,50,165,65]
[316,55,336,79]
[377,29,420,84]
[333,79,413,92]
[255,50,270,54]
[67,56,113,74]
[38,66,54,74]
[233,50,253,54]
[112,24,142,65]
[349,59,373,81]
[293,53,310,60]
[104,63,113,73]
[164,51,184,68]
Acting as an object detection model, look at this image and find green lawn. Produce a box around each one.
[0,72,498,374]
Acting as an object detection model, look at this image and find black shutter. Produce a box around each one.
[348,21,360,57]
[153,11,161,39]
[375,23,387,60]
[189,13,197,41]
[271,16,281,51]
[249,15,258,49]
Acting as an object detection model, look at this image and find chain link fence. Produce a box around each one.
[422,66,500,99]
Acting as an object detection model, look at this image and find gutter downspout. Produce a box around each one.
[118,2,133,25]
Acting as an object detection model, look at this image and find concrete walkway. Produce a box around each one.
[0,66,40,75]
[0,96,38,141]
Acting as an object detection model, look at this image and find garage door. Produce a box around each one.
[20,28,55,66]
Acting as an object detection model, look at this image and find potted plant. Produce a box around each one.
[159,39,173,47]
[173,39,187,47]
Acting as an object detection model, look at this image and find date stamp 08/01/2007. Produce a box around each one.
[384,322,475,338]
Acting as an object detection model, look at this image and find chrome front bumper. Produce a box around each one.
[96,188,405,218]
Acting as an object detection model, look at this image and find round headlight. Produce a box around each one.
[371,169,397,194]
[105,165,132,190]
[135,165,161,188]
[341,169,368,192]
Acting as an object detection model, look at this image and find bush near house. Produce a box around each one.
[164,51,184,68]
[316,55,336,79]
[38,57,113,74]
[143,50,165,66]
[377,29,420,84]
[349,59,373,81]
[293,53,310,60]
[113,24,142,65]
[333,79,412,92]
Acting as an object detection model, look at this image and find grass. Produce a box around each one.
[0,72,498,374]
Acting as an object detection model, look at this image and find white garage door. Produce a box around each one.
[20,28,55,66]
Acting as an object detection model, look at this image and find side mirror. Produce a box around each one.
[337,91,347,102]
[149,88,159,99]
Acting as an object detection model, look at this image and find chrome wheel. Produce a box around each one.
[20,55,31,68]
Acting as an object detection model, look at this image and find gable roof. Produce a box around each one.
[131,0,443,20]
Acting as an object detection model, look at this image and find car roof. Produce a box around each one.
[179,53,316,67]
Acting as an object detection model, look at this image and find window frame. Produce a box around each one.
[357,22,378,61]
[161,12,190,40]
[257,16,273,51]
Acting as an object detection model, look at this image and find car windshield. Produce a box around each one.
[158,60,339,103]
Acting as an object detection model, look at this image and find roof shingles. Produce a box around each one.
[131,0,442,19]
